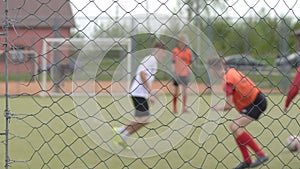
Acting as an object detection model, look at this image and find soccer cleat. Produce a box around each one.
[113,127,131,150]
[233,161,250,169]
[249,155,268,168]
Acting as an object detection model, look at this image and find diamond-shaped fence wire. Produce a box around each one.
[0,0,300,168]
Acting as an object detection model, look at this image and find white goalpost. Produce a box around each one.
[39,38,132,97]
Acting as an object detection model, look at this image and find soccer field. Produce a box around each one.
[1,94,299,168]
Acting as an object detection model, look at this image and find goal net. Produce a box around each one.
[0,49,38,79]
[39,38,132,96]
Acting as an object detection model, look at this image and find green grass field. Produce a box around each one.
[0,94,299,168]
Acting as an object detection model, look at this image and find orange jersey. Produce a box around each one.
[172,47,192,77]
[224,68,260,112]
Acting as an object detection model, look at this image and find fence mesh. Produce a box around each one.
[1,0,300,168]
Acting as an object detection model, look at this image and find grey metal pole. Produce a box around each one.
[3,0,11,168]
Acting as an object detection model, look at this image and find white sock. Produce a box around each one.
[116,126,126,134]
[117,126,129,141]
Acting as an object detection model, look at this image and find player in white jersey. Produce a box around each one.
[113,40,166,149]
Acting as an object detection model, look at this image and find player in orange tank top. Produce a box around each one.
[225,68,260,112]
[171,34,192,113]
[211,58,268,169]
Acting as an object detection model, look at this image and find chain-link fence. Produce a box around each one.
[0,0,300,168]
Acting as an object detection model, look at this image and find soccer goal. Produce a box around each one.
[39,38,132,97]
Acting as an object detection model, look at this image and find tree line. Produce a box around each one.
[72,14,300,65]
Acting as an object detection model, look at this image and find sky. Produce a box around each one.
[69,0,300,36]
[226,0,300,18]
[70,0,300,18]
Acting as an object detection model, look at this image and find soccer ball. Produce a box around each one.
[286,135,300,152]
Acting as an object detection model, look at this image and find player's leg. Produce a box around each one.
[114,119,149,149]
[246,92,268,167]
[172,79,179,113]
[114,97,150,148]
[231,114,254,168]
[232,93,268,168]
[126,116,149,135]
[113,126,130,149]
[182,86,188,112]
[181,76,190,113]
[231,115,268,168]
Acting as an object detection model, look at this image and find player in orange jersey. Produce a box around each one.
[171,34,192,113]
[210,58,269,169]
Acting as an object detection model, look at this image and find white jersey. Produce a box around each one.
[130,55,158,98]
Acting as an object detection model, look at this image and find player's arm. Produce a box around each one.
[213,96,233,111]
[140,70,151,93]
[222,83,235,110]
[214,83,234,111]
[140,70,157,104]
[223,95,234,110]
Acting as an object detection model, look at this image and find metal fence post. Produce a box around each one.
[2,0,11,169]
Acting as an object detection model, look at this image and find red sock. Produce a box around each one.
[236,133,251,163]
[239,132,265,156]
[183,94,187,109]
[241,132,265,157]
[173,94,177,112]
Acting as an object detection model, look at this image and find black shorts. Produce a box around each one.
[240,92,267,120]
[131,96,149,117]
[173,75,190,87]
